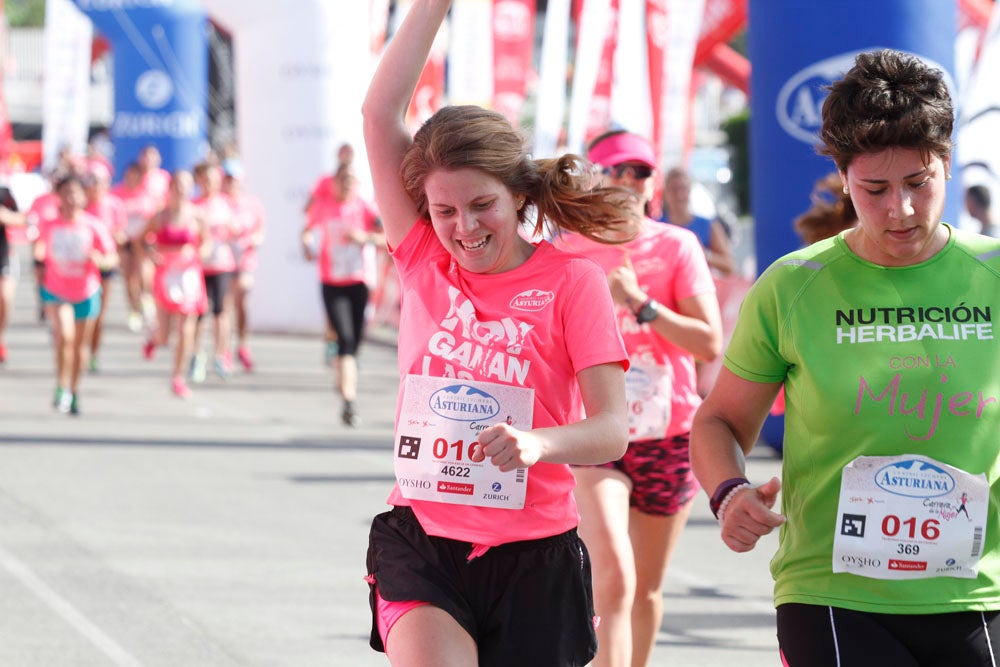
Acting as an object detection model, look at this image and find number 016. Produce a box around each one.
[882,515,940,540]
[433,438,486,462]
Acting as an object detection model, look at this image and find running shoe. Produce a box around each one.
[189,353,208,384]
[69,394,80,416]
[237,345,254,372]
[342,402,360,428]
[324,340,339,364]
[89,356,100,373]
[214,353,232,380]
[140,294,157,323]
[127,311,143,333]
[143,339,156,360]
[0,342,7,363]
[171,376,191,399]
[52,386,65,409]
[55,389,73,414]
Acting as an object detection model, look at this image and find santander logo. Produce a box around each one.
[510,289,554,312]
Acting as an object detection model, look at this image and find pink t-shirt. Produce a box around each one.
[194,193,237,275]
[85,193,128,240]
[40,213,115,302]
[388,221,628,545]
[305,195,379,286]
[141,167,171,208]
[111,183,159,241]
[227,191,265,273]
[309,174,335,205]
[17,192,60,245]
[556,221,716,437]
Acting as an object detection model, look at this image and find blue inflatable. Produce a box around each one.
[73,0,208,176]
[747,0,959,452]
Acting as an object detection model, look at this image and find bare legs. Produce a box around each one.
[385,606,477,667]
[573,466,695,667]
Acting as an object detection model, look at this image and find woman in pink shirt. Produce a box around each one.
[557,130,723,667]
[142,170,208,398]
[112,162,161,332]
[83,162,127,372]
[361,1,640,664]
[301,160,382,426]
[221,158,265,372]
[36,174,118,415]
[190,160,237,381]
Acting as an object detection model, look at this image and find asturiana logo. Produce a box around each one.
[510,289,554,312]
[776,51,859,144]
[429,384,501,422]
[776,49,955,145]
[874,459,955,498]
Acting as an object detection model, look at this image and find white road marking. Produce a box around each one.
[0,543,144,667]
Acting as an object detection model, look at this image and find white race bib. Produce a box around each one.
[624,356,671,441]
[394,375,534,510]
[833,455,988,580]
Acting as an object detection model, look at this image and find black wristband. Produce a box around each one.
[709,476,750,518]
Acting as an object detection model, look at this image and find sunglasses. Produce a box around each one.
[602,164,654,180]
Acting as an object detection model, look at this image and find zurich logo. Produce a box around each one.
[776,48,955,145]
[491,482,502,492]
[874,459,955,499]
[135,69,173,110]
[429,384,501,422]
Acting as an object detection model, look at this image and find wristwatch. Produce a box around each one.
[635,298,659,324]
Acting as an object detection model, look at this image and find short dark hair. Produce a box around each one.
[819,49,953,172]
[966,184,991,210]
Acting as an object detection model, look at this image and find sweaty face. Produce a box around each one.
[841,147,950,267]
[424,168,533,274]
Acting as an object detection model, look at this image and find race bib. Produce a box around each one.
[394,375,534,509]
[164,266,202,305]
[330,242,364,280]
[833,455,988,580]
[624,357,671,441]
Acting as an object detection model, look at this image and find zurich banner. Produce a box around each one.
[748,0,959,272]
[73,0,208,176]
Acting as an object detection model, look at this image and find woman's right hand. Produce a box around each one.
[719,476,785,553]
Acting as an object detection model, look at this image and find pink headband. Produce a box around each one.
[587,132,657,169]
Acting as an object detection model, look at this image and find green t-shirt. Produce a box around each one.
[726,224,1000,613]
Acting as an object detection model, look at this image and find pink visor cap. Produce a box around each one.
[587,132,657,169]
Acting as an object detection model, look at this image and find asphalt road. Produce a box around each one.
[0,251,783,666]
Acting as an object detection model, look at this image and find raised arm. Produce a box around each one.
[361,0,451,249]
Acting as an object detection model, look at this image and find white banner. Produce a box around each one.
[448,0,493,107]
[204,0,372,333]
[533,0,571,157]
[566,0,613,154]
[656,0,704,170]
[42,0,92,173]
[611,0,651,137]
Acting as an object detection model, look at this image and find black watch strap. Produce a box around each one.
[635,298,658,324]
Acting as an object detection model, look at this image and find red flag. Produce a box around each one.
[646,0,668,160]
[492,0,536,126]
[694,0,746,67]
